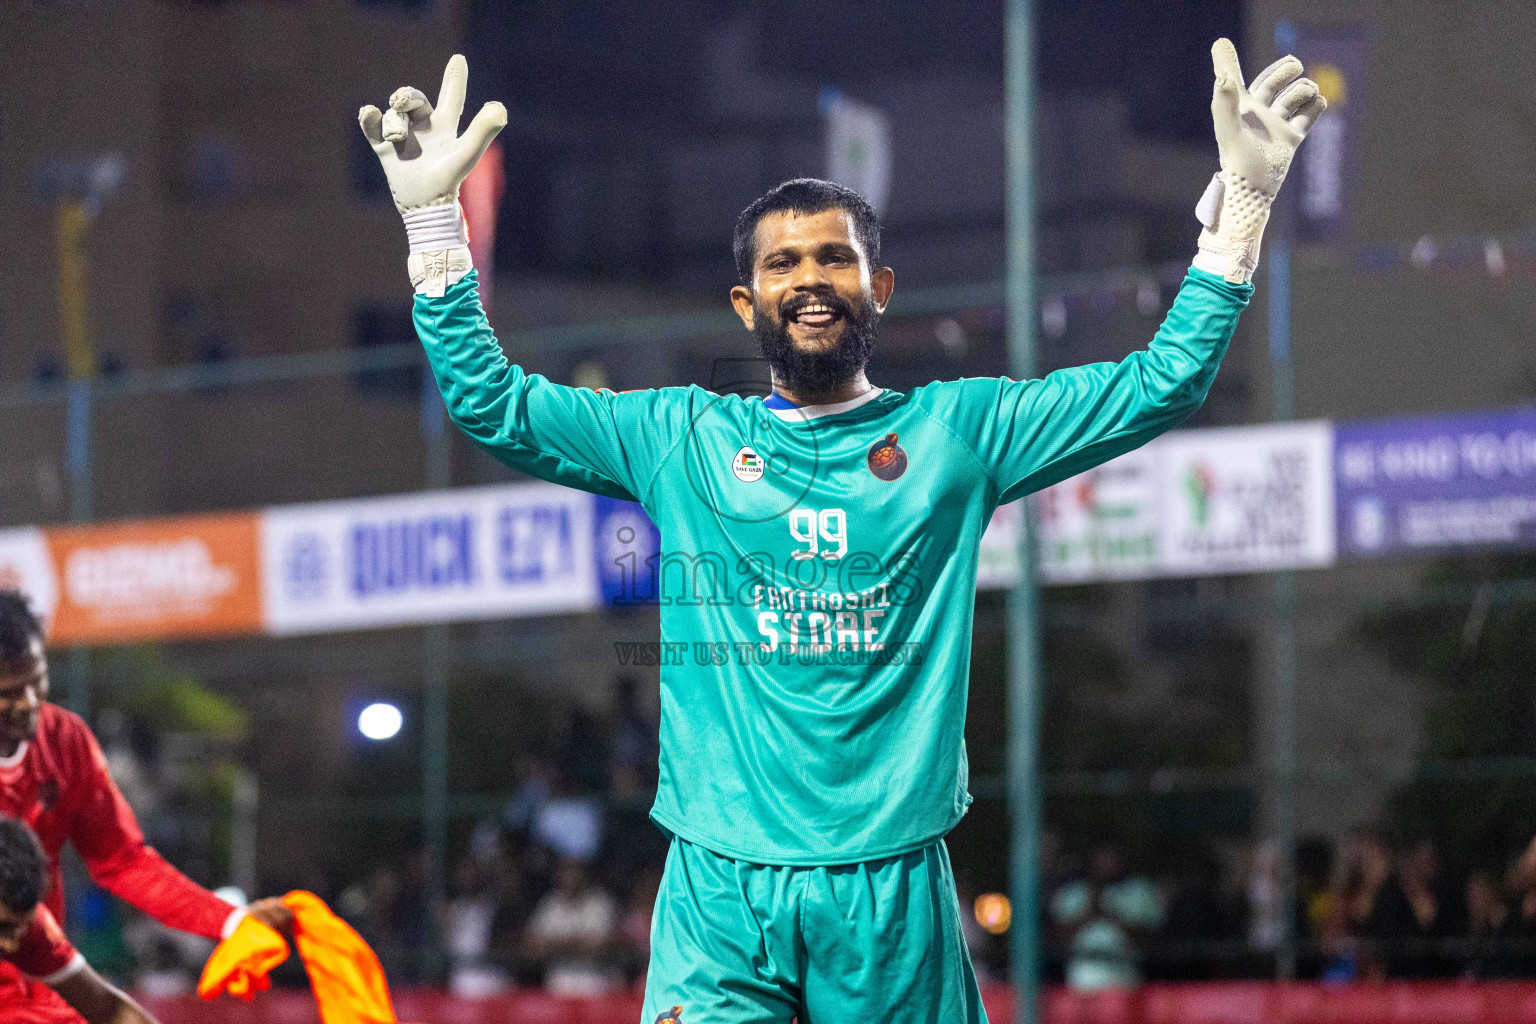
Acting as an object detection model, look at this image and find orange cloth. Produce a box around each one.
[285,890,412,1024]
[197,913,290,1000]
[199,891,416,1024]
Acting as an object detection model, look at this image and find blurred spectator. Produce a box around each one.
[71,883,135,984]
[1295,836,1337,974]
[524,858,621,996]
[1315,896,1361,984]
[534,770,605,862]
[617,865,664,985]
[1157,847,1241,980]
[503,755,555,835]
[1246,841,1283,955]
[488,858,536,985]
[1050,844,1163,990]
[600,762,668,897]
[393,849,439,983]
[610,675,658,785]
[1334,828,1393,980]
[351,865,403,974]
[442,859,511,997]
[1364,838,1452,979]
[1499,855,1536,978]
[346,858,438,985]
[1462,867,1509,979]
[555,707,610,796]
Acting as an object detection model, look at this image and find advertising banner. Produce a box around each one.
[977,500,1023,590]
[1028,423,1335,582]
[1158,421,1336,576]
[260,483,596,636]
[0,529,59,631]
[1335,406,1536,557]
[1035,448,1160,583]
[1281,22,1368,244]
[21,406,1536,645]
[592,496,662,606]
[44,514,263,645]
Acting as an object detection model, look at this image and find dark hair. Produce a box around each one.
[732,178,881,285]
[0,591,42,667]
[0,816,46,914]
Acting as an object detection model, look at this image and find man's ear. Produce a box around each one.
[730,284,756,330]
[872,266,895,313]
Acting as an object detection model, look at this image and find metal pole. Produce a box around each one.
[231,766,259,898]
[61,204,96,722]
[1266,20,1300,971]
[421,371,451,908]
[1005,1,1042,1020]
[422,623,449,908]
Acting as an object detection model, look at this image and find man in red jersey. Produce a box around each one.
[0,590,292,1012]
[0,815,165,1023]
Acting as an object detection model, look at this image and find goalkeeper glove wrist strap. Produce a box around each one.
[402,201,469,254]
[403,202,472,296]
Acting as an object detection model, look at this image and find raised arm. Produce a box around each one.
[931,269,1249,505]
[363,56,688,501]
[934,38,1325,504]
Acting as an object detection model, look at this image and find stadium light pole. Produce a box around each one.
[35,153,125,722]
[421,379,452,908]
[1004,2,1044,1022]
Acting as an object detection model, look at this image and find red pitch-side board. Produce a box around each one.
[138,982,1536,1024]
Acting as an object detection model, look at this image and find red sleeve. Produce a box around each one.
[11,906,82,982]
[62,718,235,940]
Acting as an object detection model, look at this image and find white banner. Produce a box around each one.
[1158,421,1336,576]
[1036,448,1161,583]
[822,89,892,215]
[260,482,596,636]
[1018,421,1337,585]
[977,501,1023,590]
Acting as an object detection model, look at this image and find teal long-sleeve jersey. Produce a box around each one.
[415,268,1251,865]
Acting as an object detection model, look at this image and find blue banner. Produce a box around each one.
[592,496,661,607]
[1280,22,1368,244]
[1335,406,1536,557]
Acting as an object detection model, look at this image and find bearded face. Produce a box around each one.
[752,286,880,397]
[729,207,894,401]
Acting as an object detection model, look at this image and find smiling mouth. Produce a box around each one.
[786,301,842,334]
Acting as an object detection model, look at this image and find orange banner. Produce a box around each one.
[45,513,262,646]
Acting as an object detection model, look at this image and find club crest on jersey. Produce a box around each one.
[654,1006,684,1024]
[732,446,765,483]
[867,432,908,481]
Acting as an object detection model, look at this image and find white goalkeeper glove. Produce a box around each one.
[359,55,506,296]
[1193,38,1328,284]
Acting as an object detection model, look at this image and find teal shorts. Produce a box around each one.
[641,836,988,1024]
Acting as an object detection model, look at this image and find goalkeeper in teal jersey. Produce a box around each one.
[361,42,1324,1024]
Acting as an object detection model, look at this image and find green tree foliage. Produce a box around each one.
[1357,552,1536,870]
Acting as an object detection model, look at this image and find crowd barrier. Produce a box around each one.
[137,982,1536,1023]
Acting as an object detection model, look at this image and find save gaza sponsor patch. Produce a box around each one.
[732,447,765,482]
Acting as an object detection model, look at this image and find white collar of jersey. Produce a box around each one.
[764,388,885,422]
[0,741,27,769]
